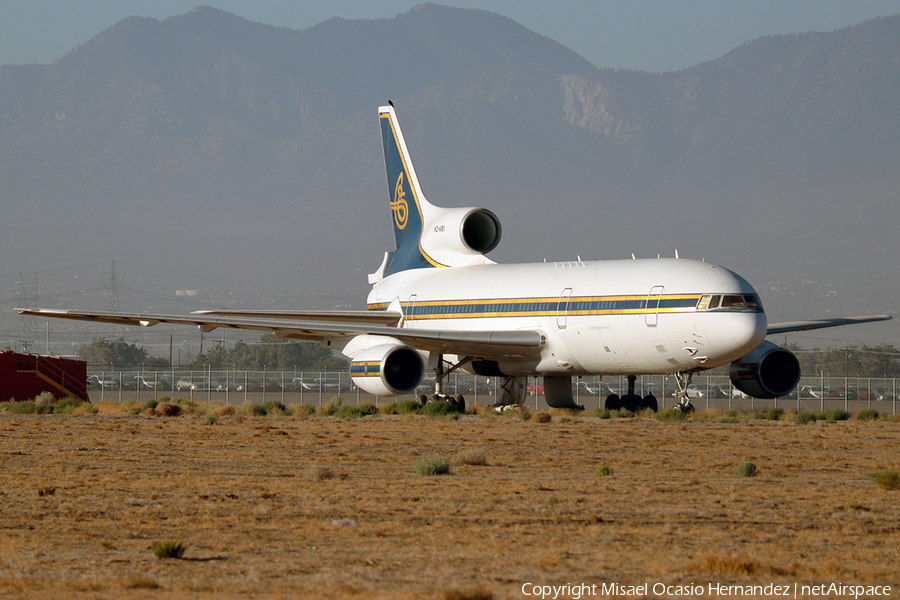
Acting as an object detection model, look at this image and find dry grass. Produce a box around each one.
[0,404,898,599]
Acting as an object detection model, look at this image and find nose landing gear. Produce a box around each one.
[672,371,696,413]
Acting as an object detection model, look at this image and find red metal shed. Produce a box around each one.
[0,351,89,403]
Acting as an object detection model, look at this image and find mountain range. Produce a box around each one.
[2,4,898,349]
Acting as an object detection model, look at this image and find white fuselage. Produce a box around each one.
[368,258,767,377]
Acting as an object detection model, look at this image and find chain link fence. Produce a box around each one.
[85,369,900,414]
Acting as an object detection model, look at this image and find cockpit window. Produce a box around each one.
[721,295,746,308]
[696,293,763,312]
[744,294,761,309]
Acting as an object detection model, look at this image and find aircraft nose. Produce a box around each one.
[732,311,768,353]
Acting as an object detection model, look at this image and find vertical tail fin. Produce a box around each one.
[368,103,501,286]
[377,104,440,278]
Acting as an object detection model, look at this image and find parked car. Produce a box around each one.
[176,378,200,392]
[243,379,283,393]
[708,385,730,399]
[155,376,173,391]
[314,378,352,392]
[264,379,284,392]
[670,383,704,399]
[87,375,118,390]
[291,378,320,391]
[856,387,886,402]
[800,385,824,399]
[132,376,161,391]
[575,381,599,396]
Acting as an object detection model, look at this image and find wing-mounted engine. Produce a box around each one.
[419,206,502,268]
[730,341,801,399]
[347,336,425,396]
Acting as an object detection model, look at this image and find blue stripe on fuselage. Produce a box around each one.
[368,294,706,320]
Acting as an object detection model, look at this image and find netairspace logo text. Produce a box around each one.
[520,582,892,599]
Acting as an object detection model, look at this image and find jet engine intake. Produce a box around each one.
[460,208,502,254]
[730,341,801,399]
[421,207,502,258]
[350,343,424,397]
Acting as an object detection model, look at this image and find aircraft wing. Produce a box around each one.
[16,308,543,361]
[193,309,402,326]
[767,314,892,335]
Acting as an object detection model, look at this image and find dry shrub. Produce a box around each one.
[414,456,450,475]
[735,461,758,477]
[696,553,760,575]
[125,575,160,589]
[454,448,487,466]
[443,588,493,600]
[530,411,552,423]
[868,469,900,490]
[688,553,791,577]
[151,539,187,559]
[308,465,335,481]
[34,392,57,413]
[215,405,236,417]
[547,408,578,418]
[155,402,182,417]
[291,404,316,417]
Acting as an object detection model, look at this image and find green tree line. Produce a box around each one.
[78,334,348,372]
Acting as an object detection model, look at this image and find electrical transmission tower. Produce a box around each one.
[102,260,122,312]
[15,272,40,332]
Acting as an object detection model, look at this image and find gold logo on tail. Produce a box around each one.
[391,173,408,230]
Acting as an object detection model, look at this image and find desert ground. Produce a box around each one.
[0,403,898,599]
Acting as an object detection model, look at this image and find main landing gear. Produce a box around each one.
[416,353,468,413]
[604,375,658,412]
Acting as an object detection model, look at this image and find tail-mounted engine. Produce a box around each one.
[350,342,424,397]
[730,341,801,399]
[420,206,502,266]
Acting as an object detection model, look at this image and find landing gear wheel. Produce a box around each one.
[621,394,642,412]
[417,394,428,406]
[643,394,658,412]
[451,393,466,413]
[604,394,621,411]
[674,401,694,414]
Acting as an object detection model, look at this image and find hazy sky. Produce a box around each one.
[2,1,897,72]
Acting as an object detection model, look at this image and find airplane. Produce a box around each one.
[19,103,892,412]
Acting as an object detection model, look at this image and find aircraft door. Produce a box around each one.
[406,294,417,328]
[557,288,572,329]
[645,286,664,326]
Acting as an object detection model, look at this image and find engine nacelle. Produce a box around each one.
[729,341,801,399]
[419,206,502,265]
[349,343,424,397]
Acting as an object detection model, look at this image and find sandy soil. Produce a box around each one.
[0,406,898,599]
